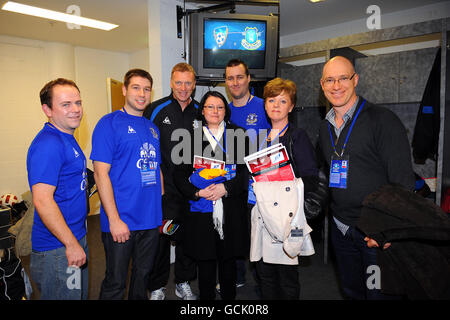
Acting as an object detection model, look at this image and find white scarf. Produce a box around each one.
[203,121,225,239]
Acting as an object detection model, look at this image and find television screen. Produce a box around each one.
[189,12,278,81]
[203,18,267,69]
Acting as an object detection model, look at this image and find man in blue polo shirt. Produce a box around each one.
[225,59,270,147]
[225,59,270,289]
[27,78,88,300]
[91,69,163,300]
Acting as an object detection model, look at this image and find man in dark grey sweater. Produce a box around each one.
[318,56,415,300]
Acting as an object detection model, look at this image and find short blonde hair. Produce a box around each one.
[171,62,196,79]
[263,77,297,106]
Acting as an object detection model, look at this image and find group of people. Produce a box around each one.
[26,56,415,300]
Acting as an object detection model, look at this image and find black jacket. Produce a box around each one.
[412,48,441,164]
[174,122,250,260]
[319,98,415,226]
[143,94,199,219]
[357,184,450,299]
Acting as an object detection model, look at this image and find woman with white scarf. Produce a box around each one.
[174,91,249,300]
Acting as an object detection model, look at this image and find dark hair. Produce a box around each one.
[225,59,249,77]
[198,91,231,124]
[124,68,153,88]
[39,78,80,109]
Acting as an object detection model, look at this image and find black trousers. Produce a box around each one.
[148,196,196,291]
[197,257,236,300]
[147,232,196,290]
[99,228,159,300]
[256,260,300,300]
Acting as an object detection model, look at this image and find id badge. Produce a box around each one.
[329,154,349,189]
[224,164,236,181]
[248,178,256,205]
[289,228,303,242]
[140,156,157,187]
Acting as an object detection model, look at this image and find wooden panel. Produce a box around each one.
[107,78,125,113]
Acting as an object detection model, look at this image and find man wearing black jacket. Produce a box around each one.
[318,56,415,300]
[143,63,199,300]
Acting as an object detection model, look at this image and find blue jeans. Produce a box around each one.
[330,220,400,300]
[30,235,89,300]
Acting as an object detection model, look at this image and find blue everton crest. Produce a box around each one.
[246,113,258,125]
[213,26,228,48]
[241,27,261,50]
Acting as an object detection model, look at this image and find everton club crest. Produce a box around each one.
[246,113,258,126]
[241,27,261,50]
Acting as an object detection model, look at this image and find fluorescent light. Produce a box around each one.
[1,1,119,31]
[309,0,326,3]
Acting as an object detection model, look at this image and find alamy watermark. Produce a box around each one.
[366,5,381,30]
[66,266,81,290]
[170,127,274,164]
[366,265,381,290]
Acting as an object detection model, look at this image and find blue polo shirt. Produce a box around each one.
[229,95,270,145]
[27,123,87,251]
[90,110,163,232]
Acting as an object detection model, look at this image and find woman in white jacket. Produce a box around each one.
[250,78,319,300]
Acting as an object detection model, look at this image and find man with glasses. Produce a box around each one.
[318,56,414,299]
[144,62,199,300]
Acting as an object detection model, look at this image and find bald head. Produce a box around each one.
[322,56,355,78]
[320,56,359,111]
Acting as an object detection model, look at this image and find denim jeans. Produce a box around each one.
[99,228,159,300]
[30,235,89,300]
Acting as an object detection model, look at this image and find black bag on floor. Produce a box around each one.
[0,248,25,300]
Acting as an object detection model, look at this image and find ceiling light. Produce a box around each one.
[1,1,119,31]
[309,0,326,3]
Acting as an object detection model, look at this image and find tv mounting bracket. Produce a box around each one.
[177,1,280,38]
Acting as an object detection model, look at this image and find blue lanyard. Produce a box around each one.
[206,123,227,154]
[327,100,366,157]
[259,123,289,151]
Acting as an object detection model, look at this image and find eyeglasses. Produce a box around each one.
[322,73,356,88]
[204,105,225,111]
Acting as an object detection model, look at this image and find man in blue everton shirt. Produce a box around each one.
[225,59,270,147]
[27,78,88,300]
[91,69,163,300]
[225,59,270,289]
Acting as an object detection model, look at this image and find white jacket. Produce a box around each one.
[250,178,315,265]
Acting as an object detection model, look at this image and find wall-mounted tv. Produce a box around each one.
[189,12,279,81]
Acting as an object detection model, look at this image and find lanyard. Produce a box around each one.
[206,123,227,154]
[327,100,366,157]
[259,123,289,151]
[246,94,253,106]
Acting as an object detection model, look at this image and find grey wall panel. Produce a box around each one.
[355,53,399,104]
[399,47,439,103]
[290,106,326,149]
[281,63,326,107]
